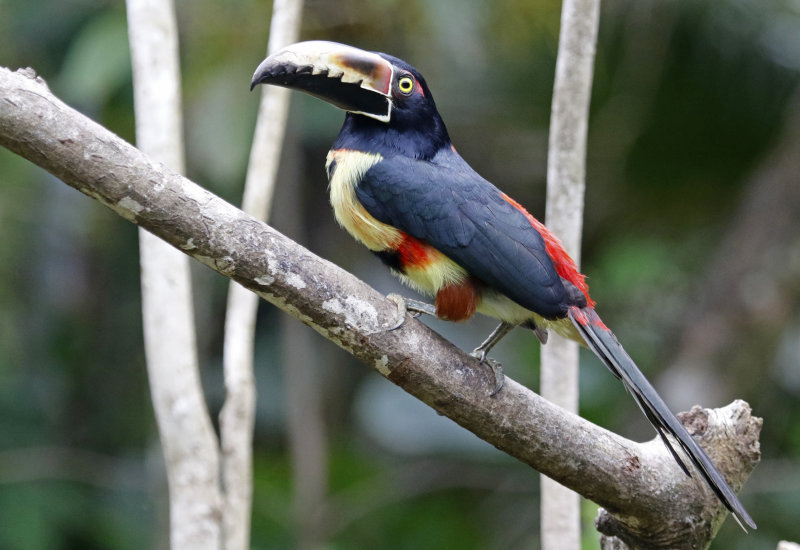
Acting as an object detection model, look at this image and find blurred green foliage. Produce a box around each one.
[2,0,800,548]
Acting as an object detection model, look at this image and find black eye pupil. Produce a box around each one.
[399,78,413,92]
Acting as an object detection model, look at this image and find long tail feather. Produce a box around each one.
[567,306,756,530]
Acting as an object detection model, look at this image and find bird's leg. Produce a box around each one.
[386,296,512,396]
[470,321,515,396]
[471,321,515,360]
[386,293,437,330]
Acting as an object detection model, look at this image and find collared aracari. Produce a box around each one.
[251,40,754,529]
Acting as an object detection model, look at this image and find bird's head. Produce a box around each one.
[251,41,450,159]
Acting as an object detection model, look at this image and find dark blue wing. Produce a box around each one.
[356,149,569,318]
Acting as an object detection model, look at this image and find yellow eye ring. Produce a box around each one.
[397,76,414,95]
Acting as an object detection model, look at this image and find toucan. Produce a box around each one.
[251,40,755,529]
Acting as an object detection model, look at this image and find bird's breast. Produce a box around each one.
[326,149,400,251]
[325,148,468,297]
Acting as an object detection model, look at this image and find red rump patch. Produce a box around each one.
[569,305,609,330]
[500,193,596,308]
[570,306,590,325]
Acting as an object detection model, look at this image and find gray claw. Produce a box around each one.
[385,294,437,331]
[386,294,409,331]
[470,349,505,396]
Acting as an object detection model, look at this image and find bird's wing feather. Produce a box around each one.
[356,152,568,317]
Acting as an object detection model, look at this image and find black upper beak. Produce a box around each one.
[251,41,395,122]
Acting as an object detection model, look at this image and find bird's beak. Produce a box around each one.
[251,41,395,123]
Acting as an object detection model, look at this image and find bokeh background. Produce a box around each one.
[2,0,800,548]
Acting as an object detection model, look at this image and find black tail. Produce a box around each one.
[568,306,756,530]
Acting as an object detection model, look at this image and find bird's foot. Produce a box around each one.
[386,295,505,395]
[469,348,505,396]
[386,294,437,331]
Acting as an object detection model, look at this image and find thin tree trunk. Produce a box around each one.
[541,0,601,548]
[125,1,222,548]
[219,1,303,548]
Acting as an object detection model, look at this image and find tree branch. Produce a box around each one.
[0,66,760,548]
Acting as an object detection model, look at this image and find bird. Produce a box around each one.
[251,40,755,530]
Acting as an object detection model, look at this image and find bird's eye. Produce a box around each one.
[397,76,414,95]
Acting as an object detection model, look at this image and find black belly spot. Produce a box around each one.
[373,249,404,273]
